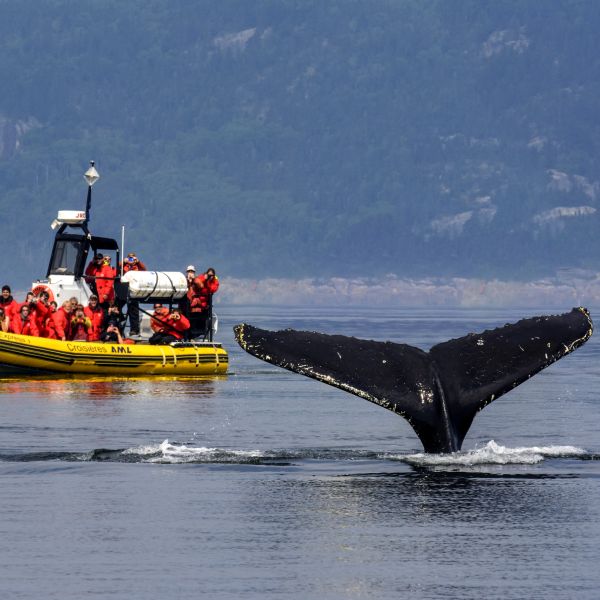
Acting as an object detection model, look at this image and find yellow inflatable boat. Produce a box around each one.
[2,161,229,376]
[0,331,228,376]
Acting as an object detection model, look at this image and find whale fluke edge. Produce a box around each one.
[234,308,593,453]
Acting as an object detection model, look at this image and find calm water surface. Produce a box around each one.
[1,306,599,599]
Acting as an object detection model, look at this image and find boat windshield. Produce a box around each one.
[48,239,82,275]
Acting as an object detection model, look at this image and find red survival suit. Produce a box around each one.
[84,304,105,341]
[188,274,219,314]
[10,313,40,337]
[47,307,71,340]
[84,259,103,292]
[119,257,147,274]
[30,301,51,337]
[96,263,116,305]
[150,306,170,333]
[156,312,190,340]
[0,295,19,319]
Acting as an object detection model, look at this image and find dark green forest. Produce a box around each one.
[1,0,599,287]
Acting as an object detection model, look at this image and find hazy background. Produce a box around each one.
[1,0,599,305]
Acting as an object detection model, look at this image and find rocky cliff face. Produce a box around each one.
[0,115,40,159]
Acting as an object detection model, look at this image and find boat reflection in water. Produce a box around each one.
[0,369,222,403]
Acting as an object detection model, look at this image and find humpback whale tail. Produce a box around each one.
[234,308,593,453]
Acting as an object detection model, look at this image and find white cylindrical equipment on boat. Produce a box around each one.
[57,210,87,224]
[122,271,188,300]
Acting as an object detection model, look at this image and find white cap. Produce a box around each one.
[186,265,196,272]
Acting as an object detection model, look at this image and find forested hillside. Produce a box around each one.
[1,0,599,287]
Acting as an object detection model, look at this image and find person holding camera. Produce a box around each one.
[104,302,127,332]
[149,308,190,345]
[188,267,219,339]
[119,252,147,274]
[69,305,93,341]
[29,290,51,337]
[119,252,147,336]
[100,322,124,344]
[178,265,196,318]
[99,301,127,343]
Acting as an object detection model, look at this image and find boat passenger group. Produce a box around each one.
[0,256,219,345]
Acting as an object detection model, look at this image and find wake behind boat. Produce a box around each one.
[0,161,228,376]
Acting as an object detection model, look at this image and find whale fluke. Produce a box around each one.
[234,308,593,453]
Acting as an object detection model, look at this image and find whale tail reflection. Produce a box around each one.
[234,308,593,453]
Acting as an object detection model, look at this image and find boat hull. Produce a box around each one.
[0,332,228,376]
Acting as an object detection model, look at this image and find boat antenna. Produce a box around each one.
[83,160,100,224]
[121,225,125,278]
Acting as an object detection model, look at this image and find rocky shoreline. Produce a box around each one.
[218,273,600,308]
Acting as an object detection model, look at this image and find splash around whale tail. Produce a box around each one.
[234,308,593,453]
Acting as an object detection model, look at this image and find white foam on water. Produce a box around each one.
[123,439,265,463]
[397,440,588,467]
[122,442,163,456]
[120,439,589,466]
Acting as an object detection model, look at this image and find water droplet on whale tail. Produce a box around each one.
[233,308,593,454]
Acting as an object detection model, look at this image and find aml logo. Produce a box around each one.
[112,346,133,354]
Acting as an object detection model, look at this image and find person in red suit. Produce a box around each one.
[18,292,35,314]
[84,295,105,341]
[41,301,58,339]
[69,305,93,341]
[10,304,40,337]
[96,256,116,307]
[30,291,51,337]
[187,267,219,339]
[47,300,73,341]
[0,285,19,318]
[149,308,190,345]
[84,253,104,295]
[119,253,147,274]
[150,303,170,333]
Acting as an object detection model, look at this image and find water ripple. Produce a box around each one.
[0,439,597,466]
